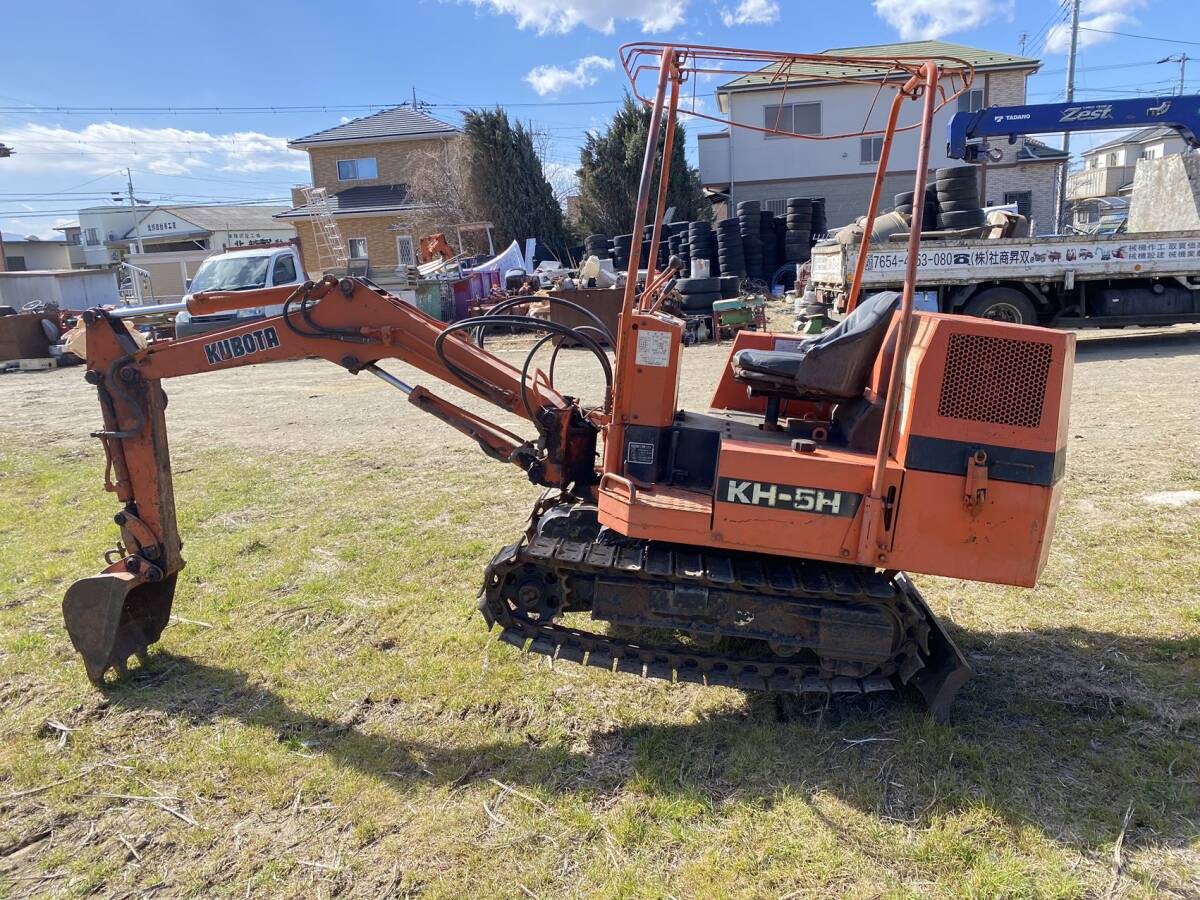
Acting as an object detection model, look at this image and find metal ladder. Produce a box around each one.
[299,186,349,273]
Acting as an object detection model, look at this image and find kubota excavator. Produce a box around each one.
[60,45,1074,721]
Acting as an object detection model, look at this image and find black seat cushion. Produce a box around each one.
[732,291,901,401]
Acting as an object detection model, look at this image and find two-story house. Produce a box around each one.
[698,40,1067,234]
[277,106,463,275]
[1067,126,1189,229]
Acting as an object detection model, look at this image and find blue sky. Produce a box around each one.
[1,0,1194,240]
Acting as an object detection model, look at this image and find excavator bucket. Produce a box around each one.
[62,571,176,685]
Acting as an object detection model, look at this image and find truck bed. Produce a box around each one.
[811,230,1200,289]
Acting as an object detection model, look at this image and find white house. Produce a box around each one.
[697,40,1067,233]
[70,204,295,269]
[1067,126,1190,228]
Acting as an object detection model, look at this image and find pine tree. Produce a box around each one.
[577,95,711,237]
[462,109,571,260]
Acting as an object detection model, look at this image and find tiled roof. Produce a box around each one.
[275,184,414,219]
[290,106,459,147]
[1085,125,1179,155]
[720,40,1039,90]
[135,206,290,235]
[1019,137,1069,161]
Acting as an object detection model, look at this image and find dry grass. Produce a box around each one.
[1,322,1198,898]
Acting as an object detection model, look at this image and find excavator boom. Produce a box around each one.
[65,275,606,683]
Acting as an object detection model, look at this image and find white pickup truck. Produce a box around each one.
[809,231,1200,327]
[174,243,305,339]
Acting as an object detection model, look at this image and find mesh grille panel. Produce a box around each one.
[938,333,1052,428]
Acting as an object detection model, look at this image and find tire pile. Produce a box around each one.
[674,274,741,314]
[687,220,717,276]
[759,210,779,280]
[783,197,814,268]
[736,201,764,281]
[716,216,746,278]
[934,166,986,230]
[584,233,610,260]
[893,189,939,232]
[612,233,633,270]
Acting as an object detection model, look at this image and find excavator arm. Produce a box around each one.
[64,275,605,683]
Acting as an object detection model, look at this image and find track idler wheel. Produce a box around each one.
[62,571,177,685]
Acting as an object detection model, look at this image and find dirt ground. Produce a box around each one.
[1,312,1198,897]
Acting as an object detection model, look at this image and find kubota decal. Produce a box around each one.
[717,477,861,517]
[203,326,281,365]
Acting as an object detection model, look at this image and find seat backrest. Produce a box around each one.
[795,291,901,399]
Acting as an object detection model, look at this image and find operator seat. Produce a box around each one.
[732,291,901,401]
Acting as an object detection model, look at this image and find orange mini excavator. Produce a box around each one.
[61,45,1074,720]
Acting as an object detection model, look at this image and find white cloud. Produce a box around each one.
[0,122,307,177]
[462,0,687,34]
[1045,0,1140,53]
[720,0,779,26]
[525,56,616,95]
[873,0,1011,39]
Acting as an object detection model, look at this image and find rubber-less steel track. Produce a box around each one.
[478,505,972,721]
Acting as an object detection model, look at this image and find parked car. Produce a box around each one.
[174,245,304,339]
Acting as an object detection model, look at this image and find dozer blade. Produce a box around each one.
[62,571,177,685]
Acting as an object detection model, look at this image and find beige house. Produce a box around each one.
[698,40,1067,233]
[278,107,471,275]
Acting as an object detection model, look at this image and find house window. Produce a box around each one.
[65,231,80,246]
[1003,191,1032,218]
[348,238,368,259]
[337,157,378,181]
[85,227,99,245]
[1144,147,1159,159]
[395,235,416,267]
[762,199,787,215]
[5,256,26,271]
[1106,152,1118,167]
[860,136,884,164]
[271,254,297,285]
[763,102,821,137]
[957,89,984,113]
[1087,157,1098,169]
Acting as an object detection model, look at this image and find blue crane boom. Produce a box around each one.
[947,95,1200,161]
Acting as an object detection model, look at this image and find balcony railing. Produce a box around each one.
[1067,165,1135,200]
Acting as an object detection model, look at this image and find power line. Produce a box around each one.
[1078,26,1200,46]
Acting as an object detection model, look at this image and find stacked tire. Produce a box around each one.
[893,188,939,231]
[584,233,610,260]
[810,199,827,242]
[612,233,634,270]
[784,197,812,266]
[934,166,985,230]
[687,221,716,277]
[736,201,764,281]
[759,210,779,281]
[674,275,721,314]
[715,216,746,278]
[667,222,689,271]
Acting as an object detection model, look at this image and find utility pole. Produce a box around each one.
[126,168,144,254]
[1157,54,1189,94]
[0,143,10,273]
[1018,31,1029,56]
[1056,0,1082,232]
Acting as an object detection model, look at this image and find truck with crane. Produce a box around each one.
[810,94,1200,327]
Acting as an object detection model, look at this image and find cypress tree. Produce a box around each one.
[577,95,711,237]
[462,109,570,260]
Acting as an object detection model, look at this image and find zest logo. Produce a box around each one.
[1060,105,1113,123]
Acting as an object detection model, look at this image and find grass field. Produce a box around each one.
[1,326,1198,898]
